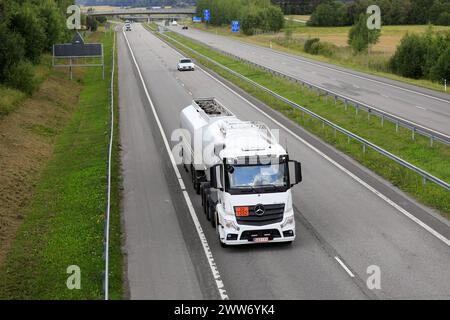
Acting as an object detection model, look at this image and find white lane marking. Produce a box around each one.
[334,256,355,277]
[123,30,229,300]
[415,105,427,110]
[381,94,390,98]
[190,50,450,248]
[354,84,360,89]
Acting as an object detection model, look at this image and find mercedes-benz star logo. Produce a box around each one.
[254,204,265,216]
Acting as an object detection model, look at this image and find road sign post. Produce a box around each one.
[203,9,210,24]
[231,20,240,33]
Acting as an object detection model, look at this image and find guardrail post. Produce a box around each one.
[368,109,371,121]
[430,136,434,147]
[412,127,415,140]
[396,121,399,132]
[362,143,366,154]
[355,105,359,116]
[333,127,336,137]
[344,100,348,111]
[347,135,350,144]
[334,96,337,105]
[322,121,325,129]
[381,115,384,127]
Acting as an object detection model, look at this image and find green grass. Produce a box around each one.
[0,55,53,119]
[0,29,122,299]
[0,85,25,118]
[186,22,450,93]
[150,26,450,217]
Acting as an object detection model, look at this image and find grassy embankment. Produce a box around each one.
[148,24,450,218]
[0,28,122,299]
[186,21,450,93]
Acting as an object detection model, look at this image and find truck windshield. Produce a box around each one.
[226,163,288,191]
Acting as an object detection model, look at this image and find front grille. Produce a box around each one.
[240,229,281,241]
[235,203,284,226]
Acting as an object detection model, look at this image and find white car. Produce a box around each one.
[125,23,131,31]
[177,58,195,71]
[171,20,178,26]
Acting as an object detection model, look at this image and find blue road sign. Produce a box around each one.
[193,16,202,23]
[231,20,240,33]
[203,9,210,22]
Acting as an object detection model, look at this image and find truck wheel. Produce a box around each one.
[195,180,200,195]
[190,165,195,184]
[205,197,211,221]
[201,183,209,212]
[201,184,206,207]
[210,203,216,229]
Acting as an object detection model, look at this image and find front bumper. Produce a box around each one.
[218,214,295,245]
[178,66,194,71]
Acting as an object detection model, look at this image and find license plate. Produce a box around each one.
[253,237,269,243]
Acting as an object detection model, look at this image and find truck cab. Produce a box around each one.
[180,98,302,246]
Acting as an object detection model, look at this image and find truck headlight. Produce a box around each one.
[281,216,294,229]
[223,218,240,231]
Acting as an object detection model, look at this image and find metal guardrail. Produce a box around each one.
[167,28,450,148]
[104,29,116,301]
[155,29,450,191]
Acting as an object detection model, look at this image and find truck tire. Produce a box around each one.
[190,165,200,194]
[195,180,200,195]
[190,164,195,184]
[210,202,216,229]
[205,197,211,221]
[201,183,210,214]
[200,182,205,206]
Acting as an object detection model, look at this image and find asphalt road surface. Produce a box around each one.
[168,25,450,138]
[119,24,450,300]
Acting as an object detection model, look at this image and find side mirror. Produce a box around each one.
[289,160,302,186]
[209,164,223,190]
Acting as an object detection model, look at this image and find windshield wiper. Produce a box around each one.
[258,184,283,191]
[234,186,258,193]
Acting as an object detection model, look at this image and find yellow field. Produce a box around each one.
[285,15,311,23]
[289,25,450,54]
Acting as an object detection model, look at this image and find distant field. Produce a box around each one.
[285,15,311,23]
[193,22,450,54]
[287,25,450,54]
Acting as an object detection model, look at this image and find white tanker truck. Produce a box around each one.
[180,98,302,246]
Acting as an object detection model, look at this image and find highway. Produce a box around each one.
[119,24,450,299]
[167,26,450,137]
